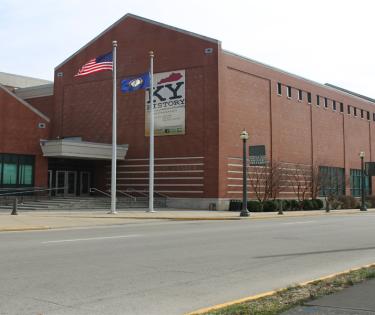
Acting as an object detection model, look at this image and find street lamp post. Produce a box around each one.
[360,151,367,211]
[240,130,250,217]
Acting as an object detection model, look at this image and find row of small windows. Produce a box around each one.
[277,83,374,121]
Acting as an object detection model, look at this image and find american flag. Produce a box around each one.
[75,52,113,77]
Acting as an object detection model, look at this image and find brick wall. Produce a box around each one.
[53,16,220,198]
[219,51,375,199]
[0,87,50,187]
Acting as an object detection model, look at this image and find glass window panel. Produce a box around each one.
[19,165,33,185]
[3,163,17,185]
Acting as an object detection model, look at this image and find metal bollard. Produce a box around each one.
[11,198,18,215]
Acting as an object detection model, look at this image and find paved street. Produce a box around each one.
[1,213,375,314]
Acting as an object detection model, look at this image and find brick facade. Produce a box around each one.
[1,14,374,209]
[0,86,50,188]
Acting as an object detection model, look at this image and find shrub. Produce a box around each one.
[229,199,242,211]
[312,199,324,210]
[282,200,291,211]
[366,195,375,208]
[302,199,314,210]
[274,199,285,212]
[290,199,301,211]
[338,195,359,209]
[262,200,278,212]
[247,200,261,212]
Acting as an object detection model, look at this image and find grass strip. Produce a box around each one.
[198,265,375,315]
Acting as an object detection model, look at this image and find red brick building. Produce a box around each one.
[1,14,374,209]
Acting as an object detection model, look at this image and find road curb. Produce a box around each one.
[185,262,375,315]
[37,210,371,221]
[0,226,50,232]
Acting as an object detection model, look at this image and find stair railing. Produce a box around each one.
[89,188,111,198]
[0,187,67,206]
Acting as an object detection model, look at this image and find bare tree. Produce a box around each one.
[310,165,323,200]
[285,163,312,203]
[248,161,284,204]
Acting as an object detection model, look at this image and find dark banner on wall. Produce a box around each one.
[249,145,266,166]
[365,162,375,176]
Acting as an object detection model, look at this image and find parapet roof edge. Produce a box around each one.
[223,50,375,105]
[0,84,50,122]
[324,83,375,104]
[14,83,54,99]
[55,13,220,71]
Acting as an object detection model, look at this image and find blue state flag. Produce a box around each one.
[121,72,150,93]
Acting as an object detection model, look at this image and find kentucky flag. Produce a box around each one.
[121,73,150,93]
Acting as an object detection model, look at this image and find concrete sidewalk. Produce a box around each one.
[0,208,373,232]
[283,279,375,314]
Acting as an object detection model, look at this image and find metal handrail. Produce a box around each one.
[127,188,148,197]
[89,188,111,198]
[0,187,67,197]
[142,189,169,199]
[116,190,136,201]
[154,191,169,198]
[0,186,46,192]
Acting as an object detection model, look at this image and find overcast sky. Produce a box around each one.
[1,0,374,97]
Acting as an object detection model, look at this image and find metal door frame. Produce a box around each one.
[55,171,77,196]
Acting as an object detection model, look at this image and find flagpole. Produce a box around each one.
[110,40,118,214]
[148,51,155,213]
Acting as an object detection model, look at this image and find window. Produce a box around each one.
[287,86,292,98]
[333,100,336,111]
[317,95,320,106]
[298,89,303,101]
[350,169,370,197]
[340,102,344,113]
[0,154,34,187]
[277,82,282,95]
[319,166,345,197]
[373,113,375,122]
[324,97,328,108]
[361,109,364,119]
[347,105,351,115]
[367,111,370,121]
[354,107,357,117]
[307,92,312,104]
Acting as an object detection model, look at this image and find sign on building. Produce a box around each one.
[145,69,185,136]
[249,145,266,166]
[365,162,375,176]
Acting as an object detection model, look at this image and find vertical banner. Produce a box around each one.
[145,69,185,136]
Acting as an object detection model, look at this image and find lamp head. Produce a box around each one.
[240,130,249,140]
[359,151,365,158]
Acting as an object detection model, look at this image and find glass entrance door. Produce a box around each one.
[55,171,77,196]
[80,172,90,195]
[66,171,77,196]
[56,171,66,196]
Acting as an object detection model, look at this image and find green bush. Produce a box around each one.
[338,195,359,209]
[247,200,261,212]
[282,200,291,211]
[366,195,375,208]
[228,199,242,211]
[313,199,324,210]
[302,199,314,210]
[262,200,278,212]
[274,199,285,212]
[290,199,300,211]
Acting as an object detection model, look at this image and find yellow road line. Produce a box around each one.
[185,262,375,315]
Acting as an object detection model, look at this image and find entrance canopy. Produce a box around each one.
[40,138,128,160]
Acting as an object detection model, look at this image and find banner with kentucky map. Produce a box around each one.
[145,69,185,136]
